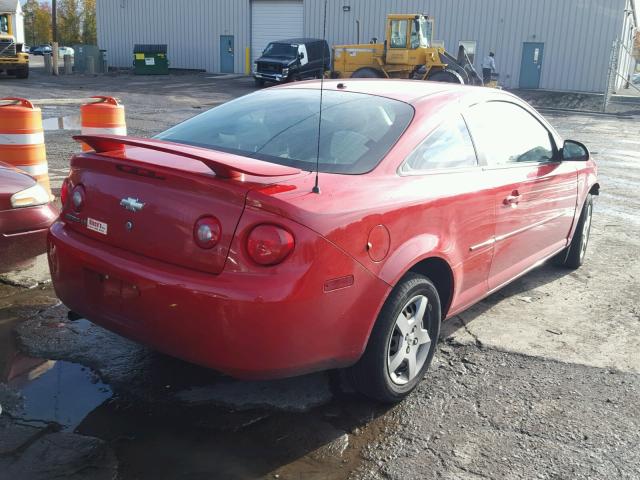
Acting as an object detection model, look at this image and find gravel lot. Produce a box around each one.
[0,61,639,479]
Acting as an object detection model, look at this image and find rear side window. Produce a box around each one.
[157,89,414,174]
[400,115,477,174]
[465,101,555,166]
[308,42,320,59]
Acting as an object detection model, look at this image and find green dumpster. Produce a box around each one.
[133,44,169,75]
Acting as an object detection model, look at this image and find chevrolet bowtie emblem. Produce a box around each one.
[120,197,145,212]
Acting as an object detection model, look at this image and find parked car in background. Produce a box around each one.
[632,72,640,85]
[0,163,57,273]
[29,45,74,57]
[58,46,74,57]
[48,80,598,402]
[253,38,330,86]
[30,45,51,56]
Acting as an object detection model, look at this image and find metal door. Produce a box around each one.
[220,35,234,73]
[519,42,544,89]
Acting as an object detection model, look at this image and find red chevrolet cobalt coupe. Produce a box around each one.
[48,80,598,402]
[1,162,58,273]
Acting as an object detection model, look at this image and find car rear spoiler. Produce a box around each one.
[73,135,301,179]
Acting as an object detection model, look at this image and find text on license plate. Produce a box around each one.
[87,217,108,235]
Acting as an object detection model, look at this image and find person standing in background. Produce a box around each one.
[482,52,496,85]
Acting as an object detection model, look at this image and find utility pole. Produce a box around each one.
[51,0,59,75]
[52,0,57,42]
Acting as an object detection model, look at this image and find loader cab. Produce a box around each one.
[385,15,435,65]
[0,13,10,36]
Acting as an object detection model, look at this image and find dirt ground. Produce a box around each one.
[0,60,639,480]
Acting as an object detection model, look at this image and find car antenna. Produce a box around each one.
[312,0,328,194]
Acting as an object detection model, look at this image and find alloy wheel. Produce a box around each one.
[387,295,432,385]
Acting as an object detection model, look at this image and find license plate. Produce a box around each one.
[87,217,108,235]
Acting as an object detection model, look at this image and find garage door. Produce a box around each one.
[251,0,304,66]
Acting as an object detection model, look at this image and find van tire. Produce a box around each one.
[254,78,265,87]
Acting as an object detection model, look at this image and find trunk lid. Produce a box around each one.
[64,138,302,274]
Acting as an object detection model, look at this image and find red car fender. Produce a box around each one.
[566,161,599,244]
[377,233,456,304]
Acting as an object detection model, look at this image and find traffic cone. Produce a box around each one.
[80,96,127,151]
[0,97,52,197]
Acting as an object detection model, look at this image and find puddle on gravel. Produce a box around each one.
[1,283,390,479]
[42,115,81,131]
[1,284,113,430]
[8,359,112,430]
[75,387,384,480]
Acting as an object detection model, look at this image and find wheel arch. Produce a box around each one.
[589,182,600,196]
[378,233,456,319]
[407,256,455,319]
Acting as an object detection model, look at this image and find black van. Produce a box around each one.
[253,38,330,86]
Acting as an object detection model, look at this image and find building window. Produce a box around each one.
[459,41,477,64]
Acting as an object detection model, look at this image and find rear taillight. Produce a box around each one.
[71,185,85,212]
[247,224,295,266]
[60,179,70,207]
[194,216,222,249]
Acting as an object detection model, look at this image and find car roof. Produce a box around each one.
[278,79,510,104]
[271,38,326,44]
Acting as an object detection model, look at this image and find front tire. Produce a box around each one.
[349,273,441,403]
[16,67,29,79]
[555,194,593,269]
[254,77,265,87]
[427,68,464,84]
[351,67,384,78]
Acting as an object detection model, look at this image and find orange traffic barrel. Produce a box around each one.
[0,97,51,196]
[80,96,127,151]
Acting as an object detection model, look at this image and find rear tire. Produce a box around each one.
[555,194,593,269]
[351,67,384,78]
[349,273,441,403]
[427,68,464,84]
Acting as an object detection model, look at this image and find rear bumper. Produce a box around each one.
[48,220,390,379]
[0,203,58,273]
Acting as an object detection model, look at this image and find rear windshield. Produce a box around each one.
[156,89,414,174]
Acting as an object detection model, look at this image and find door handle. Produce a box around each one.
[503,191,521,206]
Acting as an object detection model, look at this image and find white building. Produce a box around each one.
[97,0,638,93]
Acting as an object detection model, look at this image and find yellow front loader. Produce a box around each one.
[0,10,29,79]
[332,14,482,85]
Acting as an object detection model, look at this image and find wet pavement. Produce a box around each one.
[1,64,640,479]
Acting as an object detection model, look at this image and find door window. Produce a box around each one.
[0,14,8,34]
[390,20,408,48]
[465,102,555,166]
[401,115,478,173]
[459,41,477,63]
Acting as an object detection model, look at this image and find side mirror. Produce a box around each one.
[298,52,305,60]
[562,140,589,162]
